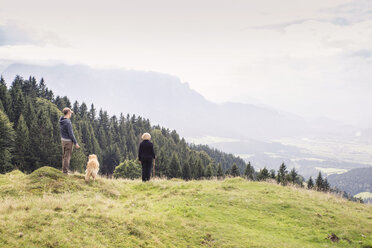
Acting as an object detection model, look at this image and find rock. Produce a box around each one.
[327,233,339,243]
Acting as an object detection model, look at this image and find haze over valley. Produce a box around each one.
[2,62,371,182]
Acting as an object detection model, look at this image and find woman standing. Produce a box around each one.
[138,132,156,182]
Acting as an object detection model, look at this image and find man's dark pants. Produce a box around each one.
[141,158,153,182]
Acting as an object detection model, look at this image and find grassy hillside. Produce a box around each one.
[0,167,371,248]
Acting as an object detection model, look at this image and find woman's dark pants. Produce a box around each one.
[141,159,153,182]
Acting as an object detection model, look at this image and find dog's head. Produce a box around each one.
[89,154,98,161]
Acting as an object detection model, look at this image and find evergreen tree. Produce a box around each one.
[62,96,71,108]
[54,95,71,111]
[0,110,15,173]
[230,163,240,177]
[307,177,314,189]
[244,161,255,180]
[205,164,213,178]
[190,143,246,173]
[155,148,169,178]
[44,88,54,101]
[170,130,180,144]
[69,133,87,174]
[289,168,298,184]
[187,152,198,179]
[38,78,46,97]
[26,103,40,172]
[169,152,182,178]
[89,103,96,121]
[216,163,224,178]
[125,122,137,160]
[22,77,38,98]
[198,151,212,170]
[195,158,204,179]
[9,83,25,124]
[257,167,270,181]
[182,161,191,180]
[72,101,80,119]
[35,106,57,168]
[0,76,11,116]
[323,178,330,192]
[102,144,121,177]
[269,169,276,179]
[80,102,88,118]
[315,172,324,191]
[54,96,64,110]
[277,163,288,185]
[13,114,30,171]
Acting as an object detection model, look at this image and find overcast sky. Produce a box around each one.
[0,0,371,126]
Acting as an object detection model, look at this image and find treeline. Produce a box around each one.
[307,172,364,203]
[0,75,246,178]
[0,74,364,203]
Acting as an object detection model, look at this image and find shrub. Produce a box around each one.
[113,160,141,179]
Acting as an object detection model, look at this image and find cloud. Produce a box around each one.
[0,0,371,125]
[247,17,353,31]
[247,19,312,30]
[247,0,372,31]
[321,0,372,23]
[0,21,68,47]
[350,49,372,58]
[0,22,40,46]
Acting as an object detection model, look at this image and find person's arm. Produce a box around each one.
[67,120,78,146]
[138,143,142,163]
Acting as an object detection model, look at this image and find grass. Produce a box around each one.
[0,167,371,248]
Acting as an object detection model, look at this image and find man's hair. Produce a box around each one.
[63,107,72,116]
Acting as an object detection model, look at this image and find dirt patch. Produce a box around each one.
[327,233,339,242]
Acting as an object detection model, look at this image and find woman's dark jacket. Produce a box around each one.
[138,140,155,162]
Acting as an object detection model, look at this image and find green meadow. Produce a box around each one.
[0,167,371,248]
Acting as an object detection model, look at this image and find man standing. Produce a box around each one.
[59,107,80,174]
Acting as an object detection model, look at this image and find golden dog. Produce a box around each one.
[85,154,99,182]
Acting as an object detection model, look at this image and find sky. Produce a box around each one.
[0,0,372,127]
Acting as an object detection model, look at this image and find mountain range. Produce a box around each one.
[2,62,372,192]
[1,63,308,140]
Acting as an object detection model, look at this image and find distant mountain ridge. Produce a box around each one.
[1,63,309,140]
[327,167,372,195]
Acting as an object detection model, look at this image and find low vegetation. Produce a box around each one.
[0,167,371,248]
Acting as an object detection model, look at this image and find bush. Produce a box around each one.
[113,160,141,179]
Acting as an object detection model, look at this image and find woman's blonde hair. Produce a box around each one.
[141,132,151,140]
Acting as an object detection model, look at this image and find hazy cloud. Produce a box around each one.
[321,0,372,23]
[0,0,371,126]
[350,49,372,58]
[0,21,68,47]
[0,22,40,46]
